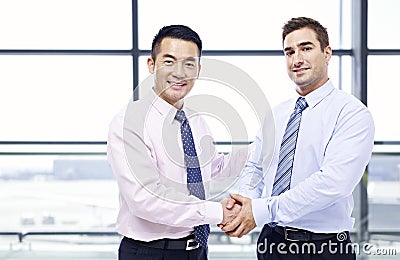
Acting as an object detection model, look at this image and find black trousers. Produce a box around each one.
[118,236,208,260]
[256,225,356,260]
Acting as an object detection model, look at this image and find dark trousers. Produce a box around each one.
[119,236,208,260]
[256,225,356,260]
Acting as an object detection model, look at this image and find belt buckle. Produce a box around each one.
[284,227,302,242]
[186,238,199,250]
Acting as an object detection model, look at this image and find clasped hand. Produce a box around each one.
[218,194,256,238]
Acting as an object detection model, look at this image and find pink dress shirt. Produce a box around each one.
[107,88,247,241]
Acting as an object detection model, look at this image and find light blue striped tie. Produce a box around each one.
[272,97,308,196]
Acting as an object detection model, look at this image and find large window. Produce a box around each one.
[0,56,132,141]
[138,0,350,50]
[367,0,400,246]
[0,0,132,50]
[368,0,400,49]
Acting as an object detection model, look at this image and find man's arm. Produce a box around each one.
[210,144,251,180]
[233,131,265,198]
[260,106,375,226]
[217,130,265,235]
[223,104,375,236]
[232,110,276,198]
[108,109,224,227]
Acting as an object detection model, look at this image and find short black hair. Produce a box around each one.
[151,25,202,61]
[282,17,329,51]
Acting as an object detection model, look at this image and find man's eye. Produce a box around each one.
[164,60,174,65]
[285,51,294,56]
[303,47,312,51]
[185,62,196,68]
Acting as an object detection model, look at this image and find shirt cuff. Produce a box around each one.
[252,198,270,226]
[203,201,223,224]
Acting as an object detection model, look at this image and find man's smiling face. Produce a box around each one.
[148,37,200,109]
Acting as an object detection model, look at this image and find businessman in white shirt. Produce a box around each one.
[221,17,375,260]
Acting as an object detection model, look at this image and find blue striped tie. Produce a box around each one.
[272,97,308,196]
[175,110,210,248]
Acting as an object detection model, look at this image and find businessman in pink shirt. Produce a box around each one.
[107,25,247,260]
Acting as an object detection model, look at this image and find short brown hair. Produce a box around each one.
[282,17,329,51]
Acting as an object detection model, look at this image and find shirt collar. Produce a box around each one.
[147,88,183,124]
[302,79,335,109]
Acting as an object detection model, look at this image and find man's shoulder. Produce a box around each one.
[326,89,374,127]
[109,103,127,126]
[272,98,296,112]
[109,97,151,129]
[330,88,368,111]
[124,98,152,129]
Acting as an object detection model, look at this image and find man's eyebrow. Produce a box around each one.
[298,41,315,47]
[284,46,293,52]
[184,57,197,61]
[162,54,177,60]
[284,41,315,52]
[161,54,197,61]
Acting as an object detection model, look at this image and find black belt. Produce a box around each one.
[123,234,200,251]
[273,226,342,242]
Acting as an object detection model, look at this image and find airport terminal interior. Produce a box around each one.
[0,0,399,259]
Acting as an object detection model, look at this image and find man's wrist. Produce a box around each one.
[205,201,224,224]
[252,198,271,226]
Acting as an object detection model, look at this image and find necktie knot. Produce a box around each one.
[295,97,308,112]
[175,110,187,124]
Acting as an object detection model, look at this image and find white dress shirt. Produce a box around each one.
[236,80,375,233]
[107,88,248,241]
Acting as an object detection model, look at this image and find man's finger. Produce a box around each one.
[229,193,245,203]
[221,215,241,232]
[225,198,236,209]
[225,224,244,237]
[226,223,252,238]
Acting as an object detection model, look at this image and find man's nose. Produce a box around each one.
[293,51,304,65]
[172,61,186,78]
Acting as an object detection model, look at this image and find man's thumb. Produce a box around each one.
[229,193,243,202]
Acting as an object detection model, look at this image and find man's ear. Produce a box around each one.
[197,63,201,78]
[324,45,332,63]
[147,57,155,74]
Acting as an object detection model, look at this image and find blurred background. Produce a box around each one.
[0,0,399,259]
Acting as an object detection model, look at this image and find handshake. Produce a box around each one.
[217,194,256,238]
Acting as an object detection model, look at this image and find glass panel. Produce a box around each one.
[137,55,345,142]
[0,144,106,154]
[138,0,344,50]
[368,153,400,233]
[0,0,132,49]
[0,153,120,258]
[0,236,119,259]
[0,151,256,258]
[138,55,293,142]
[368,56,400,141]
[0,55,133,141]
[341,56,353,94]
[368,0,400,49]
[0,155,118,230]
[340,0,352,49]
